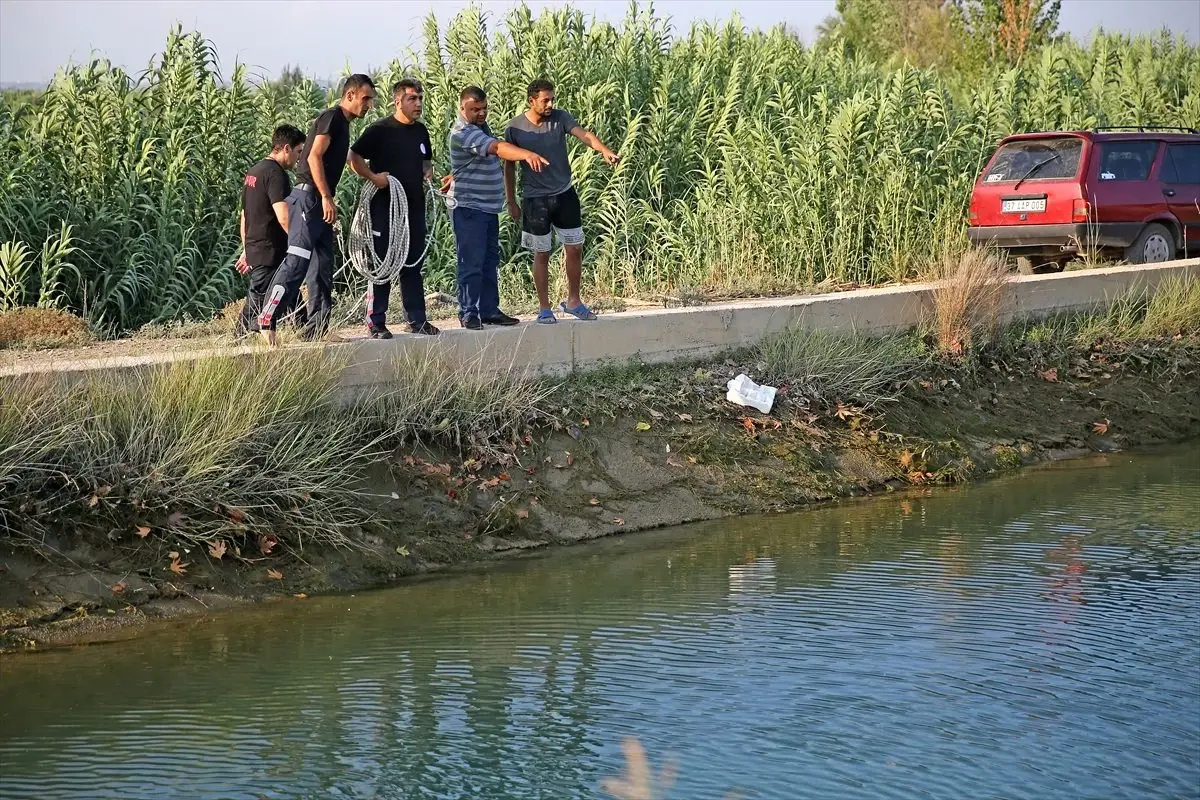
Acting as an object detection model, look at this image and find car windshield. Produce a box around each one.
[982,138,1083,183]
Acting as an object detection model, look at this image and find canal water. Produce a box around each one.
[2,448,1198,800]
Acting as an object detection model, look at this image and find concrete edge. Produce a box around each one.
[3,258,1197,385]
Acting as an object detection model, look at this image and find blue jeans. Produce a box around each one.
[452,206,500,320]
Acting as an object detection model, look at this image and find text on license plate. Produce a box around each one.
[1002,198,1046,213]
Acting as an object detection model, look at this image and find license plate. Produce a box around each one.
[1002,198,1046,213]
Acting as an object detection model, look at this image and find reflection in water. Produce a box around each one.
[1,449,1198,800]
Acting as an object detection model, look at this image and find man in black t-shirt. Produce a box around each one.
[258,73,378,344]
[349,78,438,337]
[234,124,305,338]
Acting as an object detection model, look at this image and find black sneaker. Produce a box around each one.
[482,312,520,326]
[408,321,440,336]
[462,315,483,331]
[368,325,393,340]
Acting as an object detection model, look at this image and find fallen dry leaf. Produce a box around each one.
[228,508,246,524]
[1040,367,1059,382]
[294,593,308,599]
[266,568,283,580]
[515,509,530,520]
[566,452,575,466]
[676,413,693,422]
[613,518,626,526]
[899,450,915,469]
[686,456,697,464]
[258,533,279,556]
[635,421,652,432]
[88,494,101,508]
[741,417,756,434]
[134,525,151,539]
[1092,419,1111,435]
[111,581,127,594]
[207,539,227,560]
[589,498,601,505]
[649,409,664,419]
[167,552,189,575]
[666,455,685,468]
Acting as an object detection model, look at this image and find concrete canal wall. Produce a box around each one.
[4,259,1197,394]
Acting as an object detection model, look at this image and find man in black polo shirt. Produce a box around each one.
[259,73,378,344]
[234,124,305,338]
[348,78,438,337]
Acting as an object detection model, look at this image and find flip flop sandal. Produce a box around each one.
[536,309,558,324]
[559,301,597,320]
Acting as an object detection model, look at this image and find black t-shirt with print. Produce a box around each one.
[241,158,291,266]
[296,106,352,193]
[351,116,433,216]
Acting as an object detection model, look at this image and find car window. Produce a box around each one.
[1163,143,1200,184]
[982,138,1083,183]
[1096,141,1159,181]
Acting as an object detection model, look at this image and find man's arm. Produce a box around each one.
[503,161,519,220]
[272,201,289,233]
[349,150,389,190]
[569,125,620,165]
[236,210,249,274]
[491,140,548,171]
[423,160,433,182]
[306,133,338,223]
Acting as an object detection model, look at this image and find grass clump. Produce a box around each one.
[927,248,1009,356]
[757,327,930,410]
[0,307,91,350]
[0,350,380,549]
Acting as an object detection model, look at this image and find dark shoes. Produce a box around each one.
[482,312,520,327]
[368,325,393,340]
[462,315,483,331]
[408,321,440,336]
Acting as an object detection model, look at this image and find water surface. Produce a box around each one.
[2,448,1198,799]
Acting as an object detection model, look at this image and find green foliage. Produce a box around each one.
[0,7,1196,332]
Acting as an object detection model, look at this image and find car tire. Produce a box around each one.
[1125,223,1175,264]
[1016,256,1066,275]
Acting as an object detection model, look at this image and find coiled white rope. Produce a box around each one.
[347,175,438,285]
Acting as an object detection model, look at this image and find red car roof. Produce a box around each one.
[1000,130,1200,143]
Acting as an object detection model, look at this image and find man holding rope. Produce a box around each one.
[259,74,378,344]
[348,78,438,337]
[448,86,549,330]
[234,123,305,338]
[504,79,620,324]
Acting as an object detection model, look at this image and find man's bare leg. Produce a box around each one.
[564,243,584,309]
[533,250,552,311]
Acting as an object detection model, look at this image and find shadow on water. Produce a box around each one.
[1,447,1198,799]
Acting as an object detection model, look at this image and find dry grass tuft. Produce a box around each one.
[928,248,1009,355]
[0,307,91,350]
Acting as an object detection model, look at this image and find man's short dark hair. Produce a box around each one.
[342,73,376,95]
[271,124,305,151]
[527,78,554,99]
[460,85,487,103]
[393,78,423,98]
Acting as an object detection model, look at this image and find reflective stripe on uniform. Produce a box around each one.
[288,245,312,259]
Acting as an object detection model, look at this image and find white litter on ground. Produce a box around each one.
[726,373,777,414]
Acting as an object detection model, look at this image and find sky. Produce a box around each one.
[2,0,1198,86]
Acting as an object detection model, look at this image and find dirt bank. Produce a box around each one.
[2,329,1198,655]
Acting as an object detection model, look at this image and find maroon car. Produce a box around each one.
[967,128,1200,272]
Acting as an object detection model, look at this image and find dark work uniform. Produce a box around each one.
[238,157,291,336]
[349,116,433,329]
[259,106,351,338]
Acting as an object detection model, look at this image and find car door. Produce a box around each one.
[1160,142,1200,257]
[1089,140,1168,231]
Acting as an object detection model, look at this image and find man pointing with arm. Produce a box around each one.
[504,78,620,324]
[448,85,549,330]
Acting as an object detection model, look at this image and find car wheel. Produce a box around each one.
[1125,223,1175,264]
